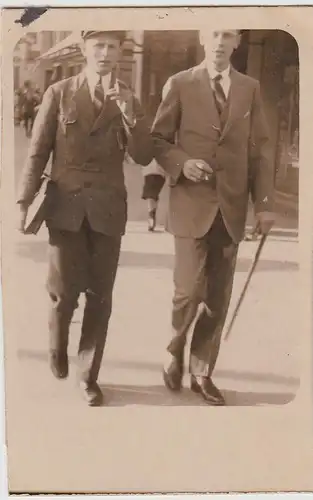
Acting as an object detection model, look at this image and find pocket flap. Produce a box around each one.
[60,101,78,123]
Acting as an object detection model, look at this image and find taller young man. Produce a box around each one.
[151,30,275,405]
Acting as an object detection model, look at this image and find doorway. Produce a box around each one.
[141,31,199,124]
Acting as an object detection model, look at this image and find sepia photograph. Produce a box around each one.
[1,6,311,494]
[12,27,299,406]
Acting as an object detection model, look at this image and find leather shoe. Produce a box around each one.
[49,350,68,379]
[79,381,104,407]
[148,210,156,232]
[190,375,225,406]
[163,353,184,392]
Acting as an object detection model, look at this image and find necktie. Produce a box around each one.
[93,77,105,114]
[212,74,227,115]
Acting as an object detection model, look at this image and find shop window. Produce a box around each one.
[276,65,299,176]
[61,31,70,41]
[44,69,53,90]
[49,65,63,85]
[46,31,54,49]
[68,66,75,77]
[122,48,133,57]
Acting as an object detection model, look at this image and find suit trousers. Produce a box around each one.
[168,210,238,377]
[46,218,121,383]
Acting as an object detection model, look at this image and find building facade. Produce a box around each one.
[14,29,299,195]
[14,31,72,91]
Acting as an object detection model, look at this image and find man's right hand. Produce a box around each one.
[183,159,213,183]
[17,204,28,233]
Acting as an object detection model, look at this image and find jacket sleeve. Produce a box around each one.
[17,86,58,206]
[122,96,154,166]
[248,81,275,213]
[150,76,191,185]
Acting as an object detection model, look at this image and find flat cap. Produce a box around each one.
[81,31,126,43]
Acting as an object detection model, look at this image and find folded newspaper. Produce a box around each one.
[24,175,50,235]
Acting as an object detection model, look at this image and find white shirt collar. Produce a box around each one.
[85,68,112,96]
[206,64,231,81]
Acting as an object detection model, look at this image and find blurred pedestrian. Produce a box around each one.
[33,88,42,121]
[141,158,166,231]
[20,80,39,137]
[14,89,23,126]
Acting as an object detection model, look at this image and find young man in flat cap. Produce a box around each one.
[17,31,153,406]
[151,29,275,405]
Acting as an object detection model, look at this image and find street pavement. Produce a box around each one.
[4,125,301,491]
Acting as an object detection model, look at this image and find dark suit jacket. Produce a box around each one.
[151,63,274,243]
[17,71,153,236]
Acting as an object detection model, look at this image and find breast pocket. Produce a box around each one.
[234,109,251,137]
[61,111,78,131]
[57,107,83,164]
[59,99,78,127]
[61,106,82,142]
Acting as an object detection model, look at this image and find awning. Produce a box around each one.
[37,32,82,61]
[37,31,134,62]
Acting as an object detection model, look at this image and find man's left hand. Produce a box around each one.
[255,211,275,235]
[107,82,135,125]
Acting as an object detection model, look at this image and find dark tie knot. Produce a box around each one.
[214,73,223,83]
[95,78,103,94]
[93,77,105,114]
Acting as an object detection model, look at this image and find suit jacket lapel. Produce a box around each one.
[220,68,249,139]
[69,71,121,134]
[194,65,221,134]
[91,95,120,132]
[69,72,95,133]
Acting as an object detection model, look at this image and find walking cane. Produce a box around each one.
[224,232,268,341]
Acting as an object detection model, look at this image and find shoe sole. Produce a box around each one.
[50,366,69,379]
[163,371,182,392]
[79,382,104,406]
[53,373,68,380]
[190,382,225,406]
[87,398,103,407]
